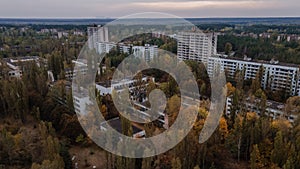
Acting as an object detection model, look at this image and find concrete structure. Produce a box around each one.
[176,30,299,96]
[3,56,40,78]
[97,42,132,54]
[65,59,88,81]
[206,55,300,96]
[100,117,145,138]
[225,96,297,123]
[177,31,217,64]
[132,44,158,62]
[71,85,93,115]
[96,42,157,62]
[96,76,154,96]
[97,42,117,54]
[87,25,109,51]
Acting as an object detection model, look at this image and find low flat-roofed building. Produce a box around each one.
[64,59,89,81]
[225,96,298,123]
[3,56,40,79]
[96,76,154,96]
[100,117,145,138]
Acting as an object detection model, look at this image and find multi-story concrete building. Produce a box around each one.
[225,96,297,123]
[87,25,109,51]
[177,30,300,96]
[96,76,154,96]
[68,83,93,115]
[207,55,300,96]
[3,56,41,79]
[97,42,117,54]
[65,59,88,81]
[177,31,217,64]
[132,44,158,62]
[96,42,158,62]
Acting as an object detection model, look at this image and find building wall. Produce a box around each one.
[97,42,117,54]
[96,77,154,96]
[95,41,158,62]
[132,44,158,62]
[73,95,92,115]
[87,26,109,51]
[206,56,300,96]
[177,31,217,64]
[226,96,297,123]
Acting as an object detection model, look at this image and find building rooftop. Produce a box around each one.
[4,56,39,64]
[217,55,300,68]
[101,117,143,135]
[245,96,285,110]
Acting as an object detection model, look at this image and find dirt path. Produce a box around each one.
[69,144,107,169]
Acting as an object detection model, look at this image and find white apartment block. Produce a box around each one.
[176,30,300,96]
[97,42,117,54]
[87,26,109,51]
[118,43,131,54]
[132,44,158,62]
[65,59,88,80]
[96,42,158,62]
[207,56,300,96]
[177,31,217,64]
[97,42,132,55]
[72,87,92,115]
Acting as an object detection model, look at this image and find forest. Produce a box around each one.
[0,24,300,169]
[218,34,300,64]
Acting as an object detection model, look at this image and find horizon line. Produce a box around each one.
[1,16,300,19]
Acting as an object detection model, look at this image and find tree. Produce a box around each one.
[171,157,182,169]
[254,89,267,115]
[285,96,300,115]
[209,162,216,169]
[31,154,64,169]
[219,117,229,143]
[120,115,133,137]
[225,42,233,55]
[75,134,85,143]
[250,144,262,169]
[226,82,236,96]
[142,156,153,169]
[194,165,201,169]
[59,143,72,169]
[271,131,288,167]
[167,95,181,125]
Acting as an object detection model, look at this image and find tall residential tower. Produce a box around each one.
[87,25,109,51]
[177,31,217,64]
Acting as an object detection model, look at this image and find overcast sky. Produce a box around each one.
[1,0,300,18]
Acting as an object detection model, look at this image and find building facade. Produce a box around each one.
[207,56,300,96]
[96,42,158,62]
[3,56,40,79]
[96,76,154,96]
[177,31,217,64]
[177,30,300,96]
[87,26,109,51]
[132,44,158,62]
[225,96,297,123]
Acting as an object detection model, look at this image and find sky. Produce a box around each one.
[1,0,300,18]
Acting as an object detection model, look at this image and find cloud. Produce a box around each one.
[0,0,299,18]
[131,0,275,10]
